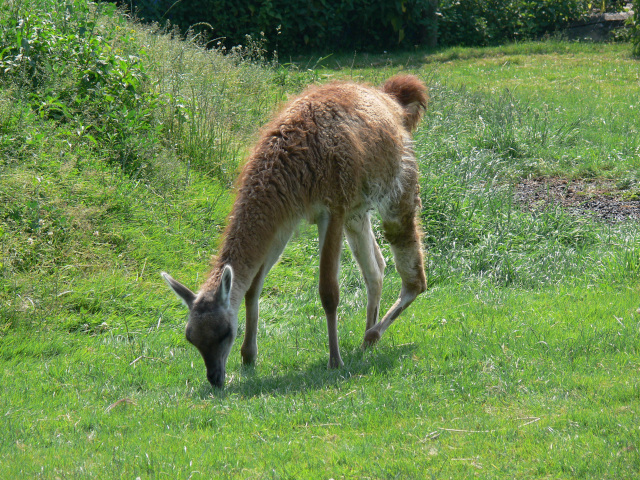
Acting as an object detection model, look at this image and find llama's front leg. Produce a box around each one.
[241,266,264,365]
[241,226,293,365]
[318,210,345,369]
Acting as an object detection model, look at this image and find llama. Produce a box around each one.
[162,75,428,388]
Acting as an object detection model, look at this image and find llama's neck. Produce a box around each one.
[202,183,295,308]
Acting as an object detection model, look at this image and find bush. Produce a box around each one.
[0,0,159,173]
[118,0,438,53]
[120,0,597,51]
[438,0,590,47]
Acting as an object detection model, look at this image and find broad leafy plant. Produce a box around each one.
[0,0,159,172]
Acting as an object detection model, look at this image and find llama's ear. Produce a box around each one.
[161,272,196,310]
[217,265,234,308]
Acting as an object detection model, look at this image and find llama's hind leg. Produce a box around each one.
[345,211,385,332]
[364,202,426,347]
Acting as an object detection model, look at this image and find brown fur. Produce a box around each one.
[381,75,429,131]
[163,75,429,388]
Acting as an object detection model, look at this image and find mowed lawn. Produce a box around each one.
[1,8,639,477]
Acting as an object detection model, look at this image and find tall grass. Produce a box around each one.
[136,27,285,183]
[407,79,638,289]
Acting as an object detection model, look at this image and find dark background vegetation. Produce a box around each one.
[116,0,635,53]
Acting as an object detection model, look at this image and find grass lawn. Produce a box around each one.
[1,2,639,478]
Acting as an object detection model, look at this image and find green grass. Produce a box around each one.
[322,41,640,180]
[2,282,639,478]
[1,2,640,478]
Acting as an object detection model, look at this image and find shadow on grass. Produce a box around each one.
[191,343,417,400]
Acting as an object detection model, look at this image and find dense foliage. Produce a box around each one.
[632,0,640,56]
[119,0,632,51]
[0,0,159,173]
[120,0,438,53]
[438,0,590,46]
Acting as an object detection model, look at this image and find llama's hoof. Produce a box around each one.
[362,329,381,348]
[327,356,344,369]
[241,348,257,366]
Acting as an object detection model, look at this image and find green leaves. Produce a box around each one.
[122,0,438,53]
[631,0,640,56]
[438,0,591,46]
[0,0,160,173]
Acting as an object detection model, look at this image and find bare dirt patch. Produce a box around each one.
[514,178,640,223]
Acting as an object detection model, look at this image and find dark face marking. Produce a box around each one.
[185,301,236,389]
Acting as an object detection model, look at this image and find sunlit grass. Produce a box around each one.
[2,281,639,478]
[1,3,639,477]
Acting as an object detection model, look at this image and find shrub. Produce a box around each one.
[0,0,159,173]
[117,0,438,53]
[120,0,595,51]
[438,0,591,47]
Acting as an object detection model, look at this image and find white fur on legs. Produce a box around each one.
[345,211,385,331]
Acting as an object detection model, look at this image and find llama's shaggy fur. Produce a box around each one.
[163,75,429,388]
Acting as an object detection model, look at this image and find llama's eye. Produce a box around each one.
[218,328,232,343]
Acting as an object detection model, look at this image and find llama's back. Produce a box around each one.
[239,76,427,218]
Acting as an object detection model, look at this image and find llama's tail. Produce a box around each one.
[381,75,428,132]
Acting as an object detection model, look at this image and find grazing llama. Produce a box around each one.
[163,75,428,388]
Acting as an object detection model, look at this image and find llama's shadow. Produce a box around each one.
[193,343,417,399]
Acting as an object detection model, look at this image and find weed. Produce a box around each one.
[0,0,159,173]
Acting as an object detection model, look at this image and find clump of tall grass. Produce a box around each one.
[133,25,287,184]
[419,152,598,288]
[414,82,638,288]
[420,83,580,179]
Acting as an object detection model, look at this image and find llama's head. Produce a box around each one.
[162,266,237,388]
